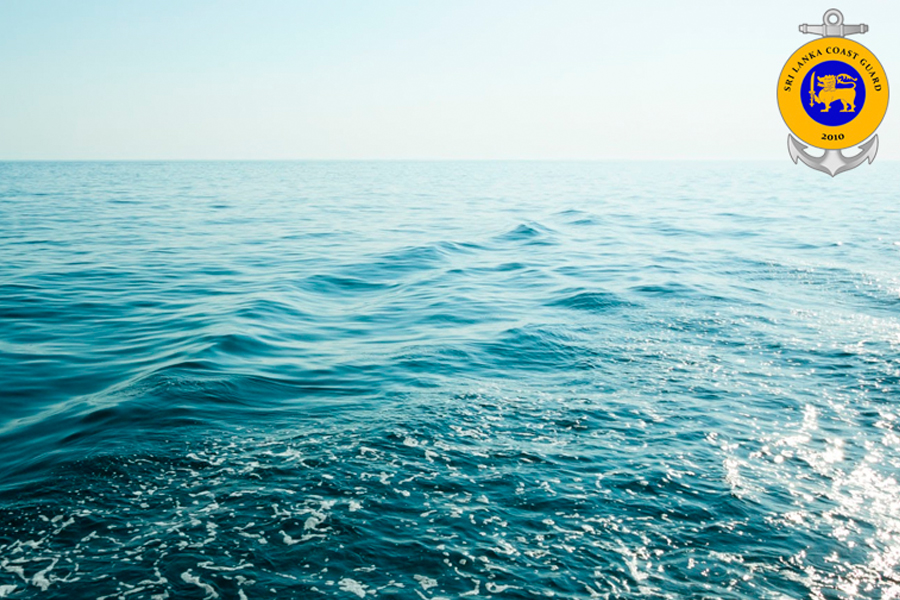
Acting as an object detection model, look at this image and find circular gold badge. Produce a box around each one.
[777,37,888,149]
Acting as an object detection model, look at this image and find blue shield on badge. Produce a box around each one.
[801,60,866,127]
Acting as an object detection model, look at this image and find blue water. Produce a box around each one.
[2,161,900,599]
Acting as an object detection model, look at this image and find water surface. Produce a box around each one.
[1,161,899,599]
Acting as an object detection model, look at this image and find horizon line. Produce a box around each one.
[0,157,812,163]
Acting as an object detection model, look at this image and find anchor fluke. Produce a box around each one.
[787,134,878,177]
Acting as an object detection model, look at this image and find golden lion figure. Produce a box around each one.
[810,72,858,113]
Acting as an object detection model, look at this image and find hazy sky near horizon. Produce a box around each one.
[1,0,898,160]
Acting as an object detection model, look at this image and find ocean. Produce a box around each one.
[1,160,899,599]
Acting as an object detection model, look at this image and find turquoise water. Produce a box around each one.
[2,161,900,599]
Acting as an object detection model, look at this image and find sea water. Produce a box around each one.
[1,161,899,599]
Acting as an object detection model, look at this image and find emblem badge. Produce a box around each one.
[777,9,889,176]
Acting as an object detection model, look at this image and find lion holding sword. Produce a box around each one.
[810,72,858,113]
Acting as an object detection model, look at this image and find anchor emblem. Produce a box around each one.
[777,9,889,176]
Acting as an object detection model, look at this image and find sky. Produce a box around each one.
[0,0,898,160]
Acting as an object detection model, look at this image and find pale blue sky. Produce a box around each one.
[0,1,897,160]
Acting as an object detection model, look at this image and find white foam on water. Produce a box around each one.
[338,577,367,598]
[186,453,225,466]
[460,580,480,596]
[414,589,451,600]
[723,457,746,498]
[31,558,58,591]
[260,447,303,461]
[190,521,218,548]
[197,561,253,572]
[1,561,27,582]
[0,585,16,598]
[412,574,437,591]
[120,584,148,596]
[237,531,268,544]
[485,582,519,593]
[181,570,218,599]
[280,531,301,545]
